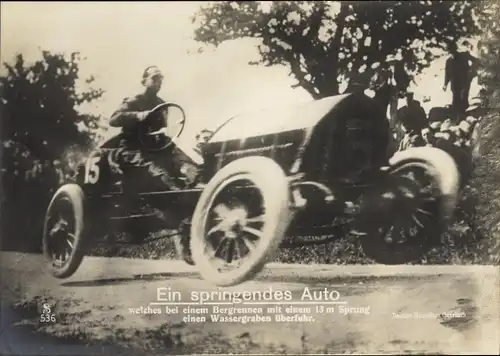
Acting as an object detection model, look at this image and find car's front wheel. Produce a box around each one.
[42,184,87,278]
[190,157,291,287]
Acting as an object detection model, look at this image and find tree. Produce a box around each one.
[476,0,500,109]
[192,1,482,101]
[1,51,104,163]
[0,50,104,252]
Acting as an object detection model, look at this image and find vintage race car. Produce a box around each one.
[42,92,460,287]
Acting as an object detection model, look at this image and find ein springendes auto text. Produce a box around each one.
[157,286,342,304]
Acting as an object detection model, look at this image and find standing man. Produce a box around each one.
[390,55,413,141]
[345,71,370,95]
[443,40,478,120]
[395,92,428,136]
[372,64,397,117]
[421,128,437,147]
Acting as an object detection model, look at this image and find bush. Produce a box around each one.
[0,51,103,252]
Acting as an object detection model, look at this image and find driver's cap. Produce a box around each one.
[143,66,163,80]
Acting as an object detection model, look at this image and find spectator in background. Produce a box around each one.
[345,69,373,96]
[385,55,411,140]
[393,53,413,99]
[466,96,486,119]
[458,120,474,147]
[421,128,437,147]
[395,91,428,136]
[429,120,442,133]
[434,120,463,152]
[438,120,453,137]
[428,105,454,124]
[450,126,466,147]
[372,64,396,115]
[443,40,478,119]
[466,116,478,128]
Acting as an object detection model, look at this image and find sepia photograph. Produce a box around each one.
[1,1,499,354]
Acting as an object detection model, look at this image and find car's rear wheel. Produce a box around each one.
[42,184,87,278]
[190,157,291,286]
[357,147,459,264]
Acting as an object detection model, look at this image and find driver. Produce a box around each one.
[108,66,194,263]
[110,66,165,129]
[109,66,167,172]
[109,66,187,189]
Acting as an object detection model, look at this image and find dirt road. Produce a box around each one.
[1,251,498,355]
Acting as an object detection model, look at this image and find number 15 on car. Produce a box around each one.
[84,153,101,184]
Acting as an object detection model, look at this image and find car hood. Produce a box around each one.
[207,93,353,143]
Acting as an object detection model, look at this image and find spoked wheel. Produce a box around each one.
[42,184,86,278]
[190,157,291,287]
[357,150,459,264]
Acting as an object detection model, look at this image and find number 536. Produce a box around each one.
[40,314,56,323]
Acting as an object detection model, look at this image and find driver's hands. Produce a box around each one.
[138,110,152,122]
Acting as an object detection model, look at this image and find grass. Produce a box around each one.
[467,111,500,264]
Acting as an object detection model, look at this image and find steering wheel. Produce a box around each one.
[138,102,186,151]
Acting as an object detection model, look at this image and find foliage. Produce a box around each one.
[192,1,482,99]
[0,50,104,251]
[477,0,500,109]
[1,51,104,161]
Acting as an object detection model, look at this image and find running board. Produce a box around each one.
[109,213,157,220]
[138,188,203,196]
[101,187,204,198]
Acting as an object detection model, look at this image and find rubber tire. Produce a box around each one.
[190,157,291,287]
[42,184,86,279]
[388,147,460,223]
[360,147,460,264]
